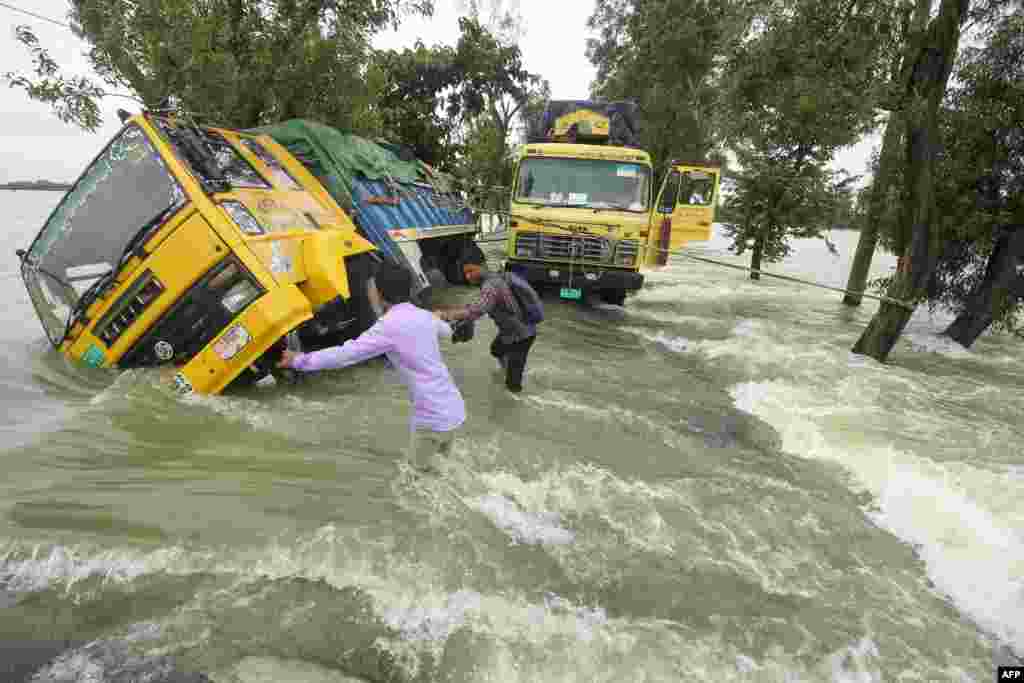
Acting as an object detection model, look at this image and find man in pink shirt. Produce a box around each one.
[277,262,466,473]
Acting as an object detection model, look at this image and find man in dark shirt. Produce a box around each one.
[438,265,538,393]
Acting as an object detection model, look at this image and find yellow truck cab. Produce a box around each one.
[506,100,720,305]
[18,112,377,395]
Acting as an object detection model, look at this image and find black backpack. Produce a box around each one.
[505,273,544,325]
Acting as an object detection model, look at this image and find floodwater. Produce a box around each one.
[2,190,1022,682]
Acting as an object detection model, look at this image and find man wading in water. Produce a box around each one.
[277,262,465,473]
[437,264,541,394]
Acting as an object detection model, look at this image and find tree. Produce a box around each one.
[586,0,748,171]
[721,147,855,278]
[5,0,434,132]
[3,26,108,132]
[852,0,975,361]
[720,0,908,278]
[372,41,463,167]
[842,0,934,306]
[447,15,547,224]
[919,8,1024,346]
[452,16,546,152]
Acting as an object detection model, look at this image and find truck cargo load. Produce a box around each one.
[253,120,485,300]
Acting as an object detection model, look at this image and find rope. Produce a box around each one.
[663,248,916,310]
[357,184,916,311]
[471,228,916,310]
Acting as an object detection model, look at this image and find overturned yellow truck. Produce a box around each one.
[18,114,482,394]
[506,100,720,305]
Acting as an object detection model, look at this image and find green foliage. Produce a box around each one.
[4,26,106,131]
[921,9,1024,328]
[370,12,546,177]
[721,148,857,262]
[586,0,748,169]
[6,0,434,132]
[720,0,909,265]
[373,41,462,166]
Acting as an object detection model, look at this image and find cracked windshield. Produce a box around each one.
[1,0,1022,682]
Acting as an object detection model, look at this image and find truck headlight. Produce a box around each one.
[221,200,265,236]
[221,278,261,313]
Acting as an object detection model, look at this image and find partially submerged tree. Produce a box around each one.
[918,9,1024,346]
[842,0,933,306]
[852,0,977,361]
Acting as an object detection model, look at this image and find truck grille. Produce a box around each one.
[118,257,263,367]
[615,239,640,265]
[94,271,164,347]
[515,231,611,262]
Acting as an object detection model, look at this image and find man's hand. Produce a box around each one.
[277,349,299,368]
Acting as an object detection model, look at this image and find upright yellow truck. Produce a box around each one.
[504,100,720,305]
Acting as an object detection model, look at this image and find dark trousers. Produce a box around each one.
[490,335,536,393]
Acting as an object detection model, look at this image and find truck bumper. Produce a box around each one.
[504,260,644,292]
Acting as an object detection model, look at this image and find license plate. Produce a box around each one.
[559,287,582,300]
[213,324,251,360]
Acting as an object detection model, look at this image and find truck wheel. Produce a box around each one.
[599,289,627,306]
[296,251,379,352]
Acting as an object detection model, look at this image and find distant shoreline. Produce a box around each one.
[0,181,72,191]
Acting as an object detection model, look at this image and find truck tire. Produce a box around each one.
[599,289,627,306]
[296,251,379,352]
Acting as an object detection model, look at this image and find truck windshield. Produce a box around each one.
[21,125,186,345]
[515,157,651,212]
[151,118,270,192]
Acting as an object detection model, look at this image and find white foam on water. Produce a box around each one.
[475,464,679,559]
[473,494,575,546]
[524,391,693,451]
[902,330,974,359]
[627,307,720,329]
[30,649,107,683]
[222,657,366,683]
[381,588,483,643]
[626,328,694,354]
[0,542,194,593]
[178,391,273,429]
[0,531,981,682]
[731,378,1024,655]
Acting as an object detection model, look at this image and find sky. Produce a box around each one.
[0,0,877,184]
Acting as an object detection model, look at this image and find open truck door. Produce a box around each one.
[647,163,720,266]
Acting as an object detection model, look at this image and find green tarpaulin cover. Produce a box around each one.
[250,119,456,210]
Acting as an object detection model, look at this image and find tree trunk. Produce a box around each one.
[944,225,1024,347]
[843,113,903,305]
[852,0,972,362]
[750,230,765,280]
[843,0,929,307]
